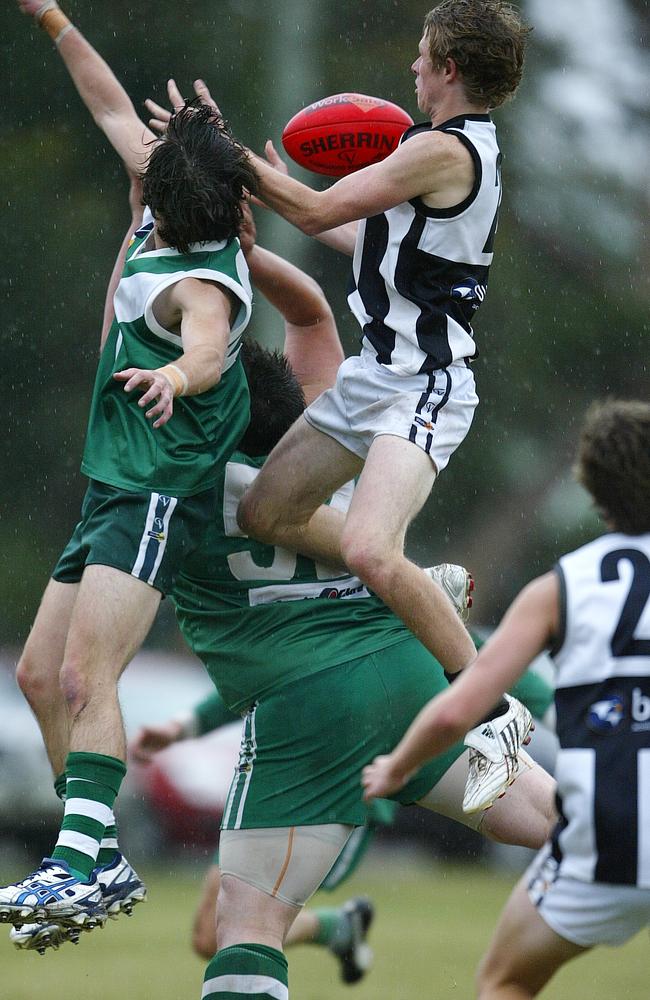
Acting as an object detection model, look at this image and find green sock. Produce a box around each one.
[202,943,288,999]
[57,767,120,867]
[313,907,350,949]
[51,751,126,880]
[54,772,67,802]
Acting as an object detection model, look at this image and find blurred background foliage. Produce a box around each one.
[2,0,648,646]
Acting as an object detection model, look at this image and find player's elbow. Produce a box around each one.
[300,213,327,237]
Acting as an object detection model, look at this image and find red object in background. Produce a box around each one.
[133,722,242,848]
[281,93,414,177]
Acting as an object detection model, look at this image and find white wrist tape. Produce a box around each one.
[34,0,60,19]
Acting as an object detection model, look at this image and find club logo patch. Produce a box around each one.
[587,695,625,734]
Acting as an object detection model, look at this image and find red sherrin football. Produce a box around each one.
[281,93,414,177]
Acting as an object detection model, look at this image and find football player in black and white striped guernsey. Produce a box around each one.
[233,2,531,715]
[362,398,650,998]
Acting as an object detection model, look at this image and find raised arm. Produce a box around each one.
[260,141,359,257]
[249,128,471,235]
[245,240,344,403]
[362,572,560,800]
[100,175,144,352]
[17,1,155,174]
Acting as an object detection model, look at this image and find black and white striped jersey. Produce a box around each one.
[550,533,650,887]
[347,115,502,376]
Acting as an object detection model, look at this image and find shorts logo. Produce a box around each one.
[158,496,172,508]
[147,515,166,541]
[587,695,625,734]
[414,415,434,430]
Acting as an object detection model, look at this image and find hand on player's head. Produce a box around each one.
[18,0,53,19]
[238,199,257,255]
[146,78,221,135]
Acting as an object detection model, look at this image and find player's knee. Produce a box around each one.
[341,533,397,592]
[58,659,91,718]
[16,650,55,705]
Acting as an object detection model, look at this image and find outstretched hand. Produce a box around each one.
[113,367,176,428]
[130,720,185,763]
[238,199,257,255]
[17,0,52,18]
[361,754,411,801]
[145,78,221,134]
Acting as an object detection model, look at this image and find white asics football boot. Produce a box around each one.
[10,921,81,955]
[9,852,146,955]
[0,859,106,928]
[95,852,147,917]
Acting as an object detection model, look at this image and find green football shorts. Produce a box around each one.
[221,638,464,830]
[53,479,218,596]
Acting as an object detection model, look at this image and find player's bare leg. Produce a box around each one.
[476,878,587,999]
[237,414,362,564]
[193,866,322,959]
[60,565,161,760]
[16,578,79,776]
[192,865,222,960]
[417,751,556,849]
[0,565,158,928]
[192,863,373,985]
[216,875,299,953]
[239,425,475,670]
[340,434,475,670]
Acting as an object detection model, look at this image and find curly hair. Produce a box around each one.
[142,101,258,254]
[575,399,650,535]
[238,339,306,457]
[424,0,531,108]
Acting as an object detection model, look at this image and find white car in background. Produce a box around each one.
[0,649,240,860]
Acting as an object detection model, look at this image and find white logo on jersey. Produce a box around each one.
[632,688,650,732]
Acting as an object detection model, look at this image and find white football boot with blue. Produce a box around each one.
[10,921,81,956]
[95,852,147,918]
[0,859,106,929]
[9,853,146,954]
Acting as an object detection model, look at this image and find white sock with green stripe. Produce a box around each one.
[51,751,126,880]
[202,944,288,999]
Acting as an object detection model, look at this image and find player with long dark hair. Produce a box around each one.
[1,0,257,929]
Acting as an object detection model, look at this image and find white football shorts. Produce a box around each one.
[527,844,650,947]
[303,351,478,473]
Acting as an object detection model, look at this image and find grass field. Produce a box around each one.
[1,853,647,999]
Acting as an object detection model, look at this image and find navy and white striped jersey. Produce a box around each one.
[348,114,502,376]
[550,533,650,887]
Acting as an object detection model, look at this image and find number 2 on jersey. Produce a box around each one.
[600,548,650,657]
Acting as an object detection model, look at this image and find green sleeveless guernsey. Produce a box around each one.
[81,216,252,496]
[172,452,409,713]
